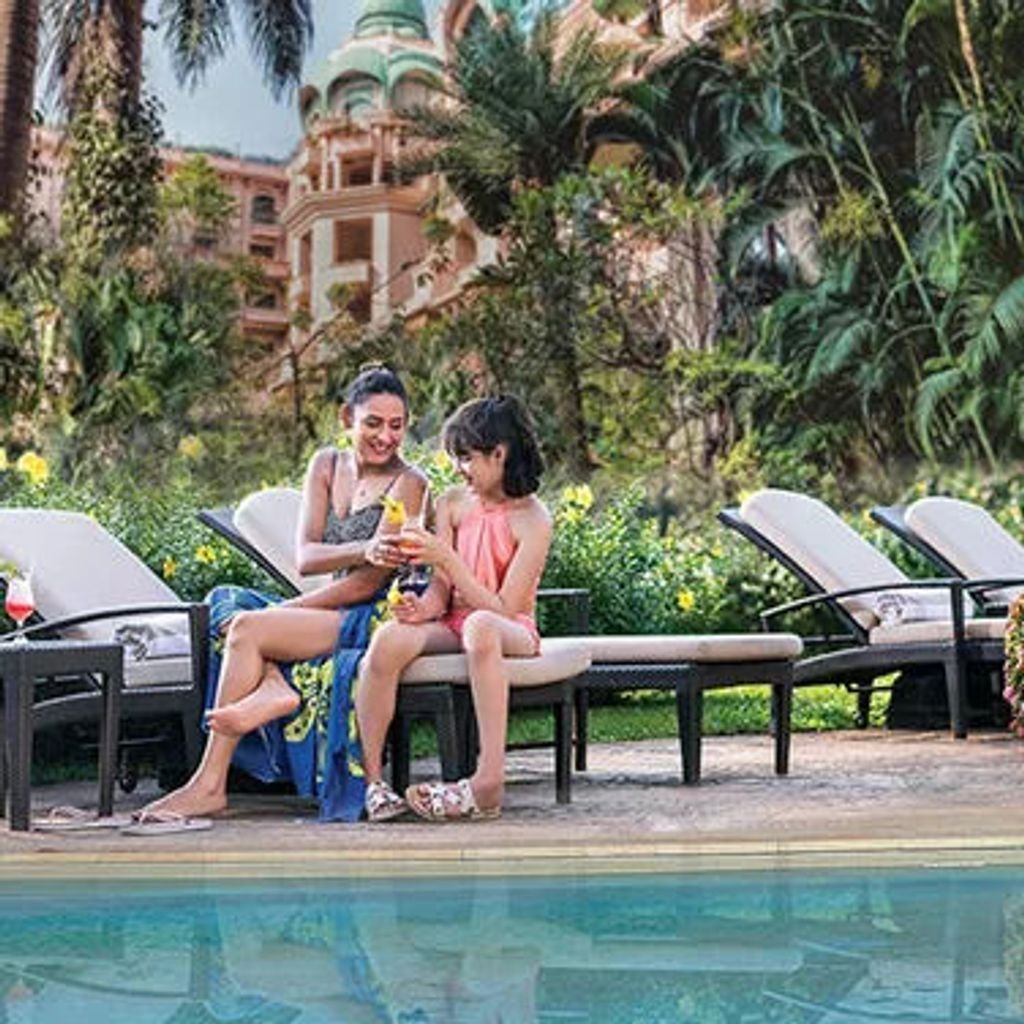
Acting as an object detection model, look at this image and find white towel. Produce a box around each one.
[113,622,191,660]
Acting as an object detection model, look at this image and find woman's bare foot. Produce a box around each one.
[141,779,227,820]
[206,674,300,737]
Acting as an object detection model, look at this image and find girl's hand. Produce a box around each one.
[365,536,404,568]
[394,591,442,624]
[397,526,452,569]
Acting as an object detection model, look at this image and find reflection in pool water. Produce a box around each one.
[0,867,1020,1022]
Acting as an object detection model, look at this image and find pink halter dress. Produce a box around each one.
[440,499,541,653]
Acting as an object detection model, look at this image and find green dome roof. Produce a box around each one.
[354,0,429,39]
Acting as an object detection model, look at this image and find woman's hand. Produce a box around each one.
[365,536,404,568]
[393,590,444,624]
[397,526,453,569]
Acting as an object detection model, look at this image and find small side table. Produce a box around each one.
[0,640,122,831]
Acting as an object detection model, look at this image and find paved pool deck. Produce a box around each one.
[2,728,1022,876]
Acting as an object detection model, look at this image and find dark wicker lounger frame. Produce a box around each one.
[0,601,209,782]
[718,507,1015,739]
[571,658,794,784]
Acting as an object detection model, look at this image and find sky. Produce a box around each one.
[144,0,443,162]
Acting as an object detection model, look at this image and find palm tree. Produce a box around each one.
[0,0,40,218]
[405,13,628,232]
[43,0,314,110]
[405,14,629,477]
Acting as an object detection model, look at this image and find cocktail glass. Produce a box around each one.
[4,573,35,643]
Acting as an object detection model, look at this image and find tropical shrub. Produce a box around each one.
[541,482,799,635]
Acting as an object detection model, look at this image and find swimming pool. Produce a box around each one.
[0,865,1020,1022]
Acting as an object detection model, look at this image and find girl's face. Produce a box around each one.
[344,393,407,468]
[454,445,506,498]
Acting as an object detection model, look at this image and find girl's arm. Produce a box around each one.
[405,497,552,619]
[394,492,455,623]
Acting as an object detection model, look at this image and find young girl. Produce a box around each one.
[141,365,427,824]
[356,395,551,821]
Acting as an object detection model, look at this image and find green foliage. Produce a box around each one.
[542,483,799,635]
[0,464,274,605]
[403,12,628,232]
[159,154,239,243]
[60,52,163,264]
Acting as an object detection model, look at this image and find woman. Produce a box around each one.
[142,365,427,824]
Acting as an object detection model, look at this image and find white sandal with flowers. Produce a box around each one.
[404,778,502,822]
[364,780,408,822]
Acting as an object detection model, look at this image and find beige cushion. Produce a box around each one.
[124,655,195,688]
[743,489,928,630]
[907,496,1024,605]
[868,617,1005,646]
[235,488,331,595]
[0,509,183,642]
[544,633,802,663]
[400,640,591,687]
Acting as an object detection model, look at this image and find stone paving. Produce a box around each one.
[1,728,1022,874]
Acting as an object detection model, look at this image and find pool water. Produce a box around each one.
[0,865,1021,1022]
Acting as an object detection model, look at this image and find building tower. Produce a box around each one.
[282,0,445,339]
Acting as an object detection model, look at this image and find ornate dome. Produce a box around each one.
[354,0,430,39]
[300,0,441,125]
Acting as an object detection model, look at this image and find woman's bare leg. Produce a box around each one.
[356,621,459,785]
[143,607,344,817]
[206,664,297,737]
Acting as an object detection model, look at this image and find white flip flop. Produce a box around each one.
[32,806,133,832]
[120,810,213,836]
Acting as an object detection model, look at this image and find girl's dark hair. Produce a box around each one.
[342,363,408,410]
[443,395,544,497]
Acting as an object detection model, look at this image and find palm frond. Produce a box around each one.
[158,0,233,89]
[237,0,312,98]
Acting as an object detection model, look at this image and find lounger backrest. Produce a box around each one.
[741,489,908,629]
[0,508,178,640]
[234,488,330,594]
[907,496,1024,605]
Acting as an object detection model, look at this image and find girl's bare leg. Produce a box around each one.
[458,611,537,811]
[143,607,344,817]
[356,621,459,785]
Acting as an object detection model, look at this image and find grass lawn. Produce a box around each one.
[410,685,888,757]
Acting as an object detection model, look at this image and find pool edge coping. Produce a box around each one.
[1,834,1023,879]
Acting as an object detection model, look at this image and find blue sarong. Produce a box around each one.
[205,585,384,823]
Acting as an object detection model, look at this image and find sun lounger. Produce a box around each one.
[873,497,1024,612]
[0,508,208,784]
[201,490,803,787]
[719,488,1009,738]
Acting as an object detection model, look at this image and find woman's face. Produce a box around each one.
[345,393,407,468]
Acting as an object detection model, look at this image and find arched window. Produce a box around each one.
[251,194,277,224]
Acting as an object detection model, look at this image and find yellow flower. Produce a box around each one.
[194,545,217,565]
[711,544,724,558]
[177,435,204,460]
[676,589,696,613]
[736,489,754,506]
[387,582,404,608]
[162,557,178,580]
[433,449,453,472]
[381,495,406,527]
[561,483,593,511]
[0,447,7,471]
[15,451,49,486]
